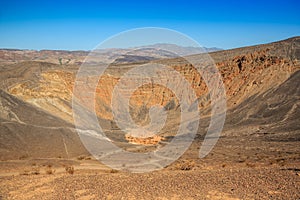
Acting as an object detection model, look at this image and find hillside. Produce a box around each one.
[0,37,299,158]
[0,37,299,199]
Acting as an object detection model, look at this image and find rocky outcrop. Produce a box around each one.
[2,37,300,147]
[9,70,75,123]
[125,134,165,145]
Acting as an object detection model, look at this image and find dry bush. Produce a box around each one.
[176,160,196,171]
[110,169,118,173]
[77,155,92,160]
[246,162,256,168]
[31,167,40,175]
[19,170,30,176]
[20,166,40,175]
[65,166,74,174]
[77,155,85,160]
[45,166,55,175]
[19,155,28,160]
[85,156,92,160]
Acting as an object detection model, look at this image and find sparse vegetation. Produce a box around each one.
[77,155,91,160]
[246,162,256,168]
[45,165,55,175]
[176,160,195,171]
[77,155,85,160]
[19,155,28,160]
[85,156,92,160]
[20,167,40,175]
[110,169,118,173]
[19,170,30,176]
[65,166,74,174]
[31,167,40,175]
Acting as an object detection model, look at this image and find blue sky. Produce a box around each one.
[0,0,299,50]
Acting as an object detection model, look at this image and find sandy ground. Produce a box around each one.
[0,162,299,199]
[0,135,299,200]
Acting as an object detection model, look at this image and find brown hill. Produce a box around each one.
[0,37,300,200]
[0,89,87,160]
[0,37,299,159]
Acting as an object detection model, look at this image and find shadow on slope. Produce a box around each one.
[0,90,88,160]
[225,70,300,136]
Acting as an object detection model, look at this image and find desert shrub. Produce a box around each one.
[20,166,40,175]
[77,155,92,160]
[31,167,40,175]
[176,160,195,171]
[45,166,55,175]
[65,166,74,174]
[85,156,92,160]
[19,170,30,176]
[19,155,28,160]
[77,155,85,160]
[110,169,118,173]
[246,162,256,168]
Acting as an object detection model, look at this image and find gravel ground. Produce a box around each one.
[0,165,299,200]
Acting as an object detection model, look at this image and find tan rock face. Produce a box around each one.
[217,49,297,107]
[7,48,300,145]
[9,70,75,123]
[125,134,165,145]
[10,70,74,100]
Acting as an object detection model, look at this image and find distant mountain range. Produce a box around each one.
[0,43,222,66]
[140,43,222,54]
